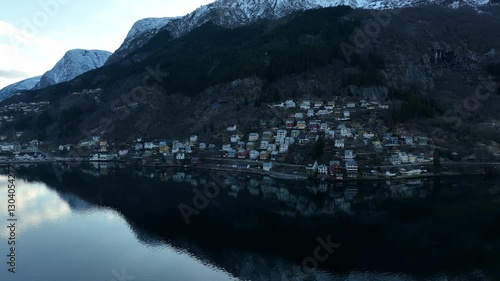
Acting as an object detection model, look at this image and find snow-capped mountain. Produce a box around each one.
[107,0,492,64]
[163,0,491,37]
[106,17,177,65]
[0,76,41,102]
[34,49,112,90]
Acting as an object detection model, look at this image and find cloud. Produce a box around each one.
[0,20,67,88]
[0,69,30,79]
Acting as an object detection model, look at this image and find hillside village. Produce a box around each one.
[0,96,442,181]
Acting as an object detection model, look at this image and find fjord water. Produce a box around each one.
[1,164,499,281]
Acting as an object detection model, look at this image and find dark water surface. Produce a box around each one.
[1,164,499,281]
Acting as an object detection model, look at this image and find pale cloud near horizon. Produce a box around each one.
[0,0,215,89]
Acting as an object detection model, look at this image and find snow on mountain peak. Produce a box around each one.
[34,49,111,90]
[105,17,177,65]
[0,76,42,102]
[107,0,493,64]
[125,17,177,42]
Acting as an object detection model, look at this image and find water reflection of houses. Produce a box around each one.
[23,166,493,281]
[78,165,434,219]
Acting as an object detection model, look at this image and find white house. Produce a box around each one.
[285,100,296,108]
[199,143,207,150]
[277,130,287,138]
[389,155,402,165]
[314,101,324,108]
[135,143,144,151]
[398,152,409,163]
[144,142,156,150]
[263,162,273,171]
[405,136,414,145]
[222,144,232,152]
[119,150,129,156]
[318,164,329,175]
[227,125,237,132]
[267,144,277,152]
[249,150,260,160]
[326,129,335,139]
[190,135,199,143]
[300,100,311,110]
[15,154,34,161]
[363,132,375,139]
[307,109,315,117]
[345,160,358,172]
[279,144,289,153]
[344,150,355,160]
[1,144,14,151]
[335,139,345,148]
[100,154,116,161]
[340,125,353,137]
[260,141,269,150]
[230,135,241,143]
[294,113,304,119]
[248,133,260,142]
[346,102,356,108]
[176,153,185,160]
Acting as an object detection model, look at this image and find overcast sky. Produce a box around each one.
[0,0,215,89]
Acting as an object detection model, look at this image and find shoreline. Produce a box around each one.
[1,159,498,182]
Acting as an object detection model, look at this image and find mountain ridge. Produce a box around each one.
[34,49,112,90]
[0,76,42,102]
[107,0,493,63]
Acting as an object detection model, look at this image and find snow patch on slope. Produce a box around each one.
[0,76,42,102]
[105,17,177,65]
[108,0,492,63]
[34,49,111,90]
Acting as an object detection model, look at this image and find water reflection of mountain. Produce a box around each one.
[7,164,500,280]
[56,191,94,211]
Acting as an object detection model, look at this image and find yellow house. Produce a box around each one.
[160,145,170,153]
